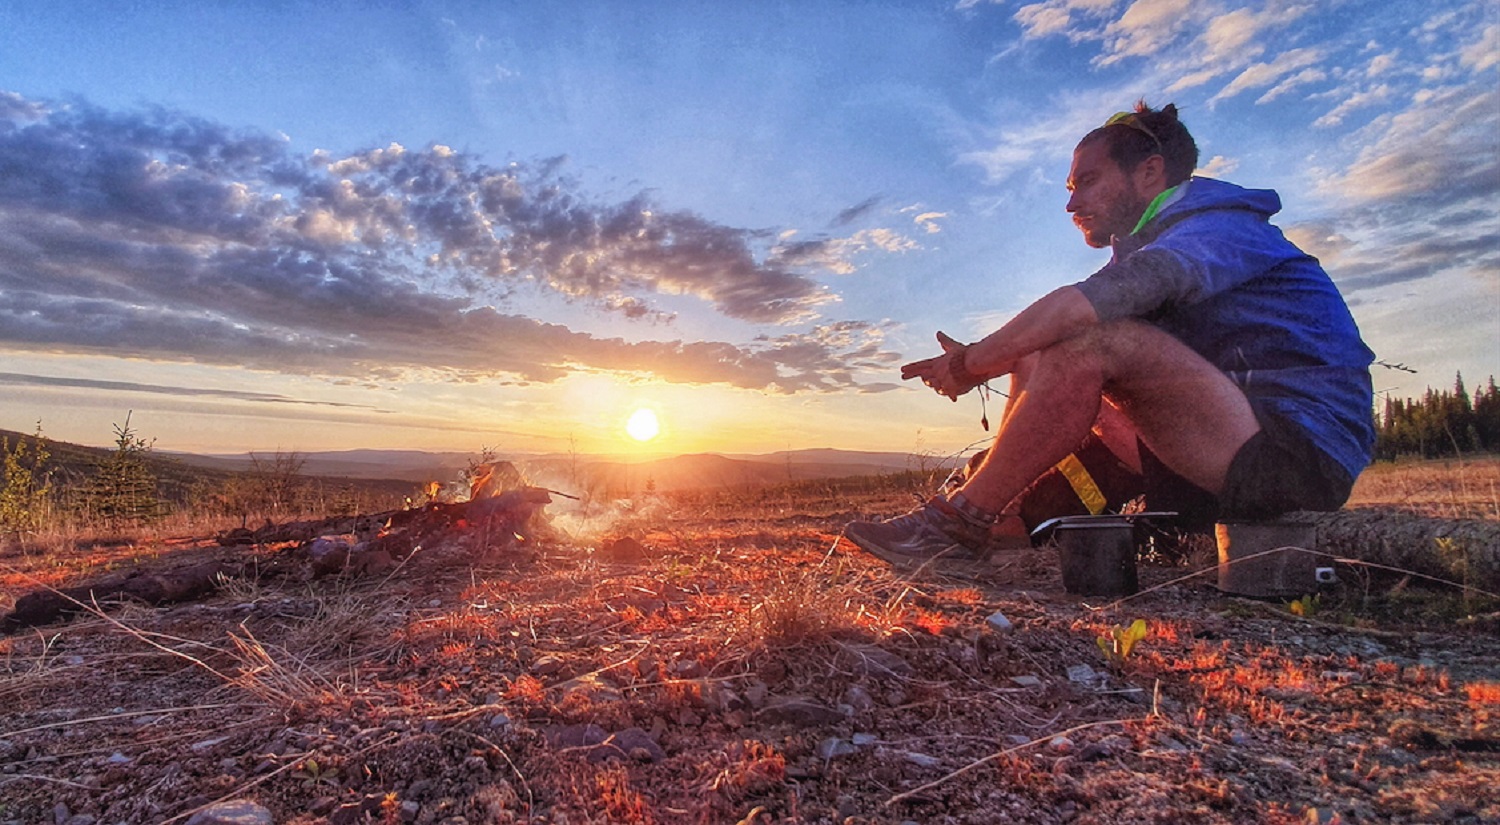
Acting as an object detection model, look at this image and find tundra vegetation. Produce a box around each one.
[0,410,1495,824]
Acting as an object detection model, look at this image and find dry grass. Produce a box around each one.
[0,466,1497,824]
[1348,455,1500,520]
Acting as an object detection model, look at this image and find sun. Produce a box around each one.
[625,407,661,442]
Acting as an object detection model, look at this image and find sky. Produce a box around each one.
[0,0,1495,459]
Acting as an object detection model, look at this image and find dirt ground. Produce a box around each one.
[0,481,1496,824]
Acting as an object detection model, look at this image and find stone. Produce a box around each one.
[841,645,913,678]
[842,685,876,712]
[758,697,847,725]
[816,737,858,760]
[743,680,770,708]
[1153,733,1187,752]
[1065,664,1098,685]
[184,800,274,825]
[903,751,942,768]
[1009,675,1043,688]
[1077,742,1114,761]
[550,724,664,763]
[985,611,1014,633]
[611,727,667,763]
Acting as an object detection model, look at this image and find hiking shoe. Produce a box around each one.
[844,498,990,571]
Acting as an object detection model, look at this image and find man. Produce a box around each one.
[845,102,1375,569]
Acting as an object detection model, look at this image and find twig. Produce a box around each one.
[162,730,401,825]
[884,716,1139,807]
[158,748,315,825]
[1329,557,1498,600]
[457,730,535,820]
[0,566,237,682]
[0,772,96,790]
[0,704,240,739]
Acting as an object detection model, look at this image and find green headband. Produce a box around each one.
[1104,111,1162,153]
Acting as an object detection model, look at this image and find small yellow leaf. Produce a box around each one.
[1114,619,1149,659]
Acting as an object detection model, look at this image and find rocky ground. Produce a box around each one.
[0,482,1496,824]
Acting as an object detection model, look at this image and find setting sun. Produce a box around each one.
[626,407,661,442]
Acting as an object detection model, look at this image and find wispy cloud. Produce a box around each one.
[961,0,1498,307]
[0,92,902,392]
[0,372,380,408]
[1211,47,1322,103]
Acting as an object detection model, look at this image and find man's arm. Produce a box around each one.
[903,285,1099,398]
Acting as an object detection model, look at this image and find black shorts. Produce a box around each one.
[1215,402,1355,520]
[1008,402,1355,531]
[1135,401,1353,526]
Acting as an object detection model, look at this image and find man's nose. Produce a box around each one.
[1065,191,1081,213]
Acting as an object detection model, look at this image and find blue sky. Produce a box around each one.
[0,0,1495,457]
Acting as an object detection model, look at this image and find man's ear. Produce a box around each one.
[1133,153,1168,193]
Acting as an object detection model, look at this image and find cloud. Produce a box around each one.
[1308,81,1499,296]
[1316,83,1498,205]
[1459,23,1499,72]
[1313,83,1394,127]
[1013,0,1122,42]
[1196,155,1239,178]
[1097,0,1204,66]
[832,196,882,227]
[913,211,948,234]
[1211,47,1322,103]
[1366,51,1399,77]
[768,228,919,276]
[0,93,902,392]
[0,372,380,409]
[1255,68,1328,103]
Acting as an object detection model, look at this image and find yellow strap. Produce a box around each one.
[1056,453,1107,515]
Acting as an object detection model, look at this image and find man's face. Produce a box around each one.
[1065,138,1155,249]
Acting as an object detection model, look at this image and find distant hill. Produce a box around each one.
[0,428,413,507]
[516,449,940,495]
[180,449,477,483]
[2,428,949,497]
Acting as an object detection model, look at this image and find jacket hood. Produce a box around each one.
[1157,177,1283,225]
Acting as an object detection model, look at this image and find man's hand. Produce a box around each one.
[901,331,984,400]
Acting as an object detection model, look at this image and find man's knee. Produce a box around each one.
[1034,319,1162,377]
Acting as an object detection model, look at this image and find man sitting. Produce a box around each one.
[845,102,1375,569]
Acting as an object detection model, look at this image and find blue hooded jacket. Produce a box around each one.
[1075,176,1376,482]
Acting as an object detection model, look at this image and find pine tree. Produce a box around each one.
[84,413,163,525]
[0,423,53,538]
[1373,375,1500,459]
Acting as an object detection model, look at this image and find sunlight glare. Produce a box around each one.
[626,407,660,442]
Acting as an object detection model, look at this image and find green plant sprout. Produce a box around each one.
[292,757,340,788]
[1287,593,1321,617]
[1097,618,1149,663]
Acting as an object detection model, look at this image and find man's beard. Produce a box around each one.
[1082,190,1152,248]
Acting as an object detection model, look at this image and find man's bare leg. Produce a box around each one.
[957,319,1260,515]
